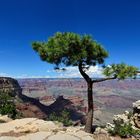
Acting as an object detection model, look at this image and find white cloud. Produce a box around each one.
[86,66,104,77]
[54,65,104,78]
[0,73,11,77]
[15,75,51,79]
[20,66,103,79]
[0,73,51,79]
[0,65,104,79]
[1,64,139,79]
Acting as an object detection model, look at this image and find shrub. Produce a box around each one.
[48,109,73,126]
[0,91,17,119]
[108,123,140,138]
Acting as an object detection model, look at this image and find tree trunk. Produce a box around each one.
[78,62,94,133]
[84,81,93,133]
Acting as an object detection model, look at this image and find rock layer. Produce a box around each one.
[0,77,22,97]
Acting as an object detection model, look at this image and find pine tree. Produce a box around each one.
[32,32,139,133]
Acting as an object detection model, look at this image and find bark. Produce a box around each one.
[78,62,94,133]
[84,81,93,133]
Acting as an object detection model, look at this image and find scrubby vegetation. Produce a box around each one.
[108,122,140,138]
[48,109,73,126]
[0,91,17,119]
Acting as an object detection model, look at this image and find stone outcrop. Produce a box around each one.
[0,118,94,140]
[0,77,22,97]
[0,115,12,123]
[133,100,140,128]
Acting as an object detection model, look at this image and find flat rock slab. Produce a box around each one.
[0,132,94,140]
[0,118,94,140]
[0,118,38,133]
[0,118,59,134]
[0,132,52,140]
[47,133,80,140]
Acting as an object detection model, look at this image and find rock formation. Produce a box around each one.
[0,115,12,123]
[0,77,22,97]
[133,100,140,128]
[0,77,84,122]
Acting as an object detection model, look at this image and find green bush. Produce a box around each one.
[108,123,140,138]
[48,109,73,126]
[0,91,17,119]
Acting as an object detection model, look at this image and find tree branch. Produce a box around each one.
[92,76,117,83]
[78,62,91,83]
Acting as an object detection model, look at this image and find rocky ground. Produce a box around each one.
[0,117,93,140]
[0,117,136,140]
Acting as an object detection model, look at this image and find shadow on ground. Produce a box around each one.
[18,92,85,123]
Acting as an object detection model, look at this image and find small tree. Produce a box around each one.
[0,91,17,119]
[32,32,139,133]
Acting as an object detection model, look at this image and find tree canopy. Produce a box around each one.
[103,63,138,80]
[32,32,108,69]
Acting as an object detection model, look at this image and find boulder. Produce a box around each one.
[133,100,140,128]
[0,115,12,123]
[133,100,140,113]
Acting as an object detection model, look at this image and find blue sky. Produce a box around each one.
[0,0,140,78]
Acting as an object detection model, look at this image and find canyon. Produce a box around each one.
[17,78,140,125]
